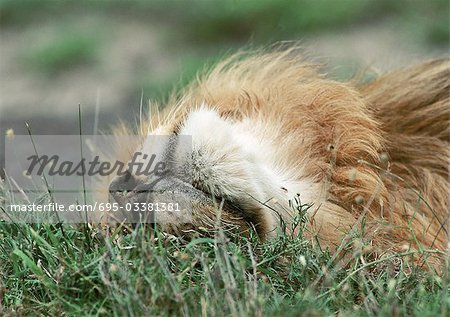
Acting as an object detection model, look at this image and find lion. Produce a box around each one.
[108,48,449,271]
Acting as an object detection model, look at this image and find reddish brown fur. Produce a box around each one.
[115,49,449,271]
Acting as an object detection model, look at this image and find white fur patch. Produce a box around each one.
[175,107,319,232]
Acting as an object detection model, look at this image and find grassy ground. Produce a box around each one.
[0,184,448,316]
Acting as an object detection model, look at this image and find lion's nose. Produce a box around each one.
[108,171,139,209]
[108,170,141,196]
[108,170,153,223]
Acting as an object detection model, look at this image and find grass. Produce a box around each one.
[2,0,448,79]
[0,181,448,316]
[23,29,101,76]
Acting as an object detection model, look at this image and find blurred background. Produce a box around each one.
[0,0,448,167]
